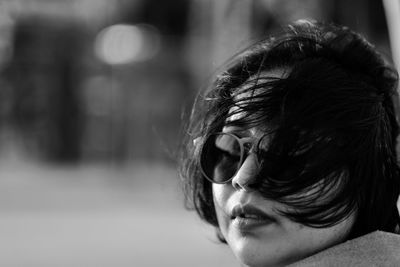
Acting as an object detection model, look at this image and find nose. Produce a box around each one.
[231,153,260,191]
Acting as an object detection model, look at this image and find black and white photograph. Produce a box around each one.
[0,0,399,266]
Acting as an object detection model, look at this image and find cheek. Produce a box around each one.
[212,184,226,206]
[212,184,232,233]
[212,183,236,211]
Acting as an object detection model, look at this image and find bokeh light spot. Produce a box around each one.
[95,24,161,65]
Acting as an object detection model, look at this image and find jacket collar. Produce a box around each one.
[289,231,400,266]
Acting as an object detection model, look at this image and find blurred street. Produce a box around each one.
[0,157,238,267]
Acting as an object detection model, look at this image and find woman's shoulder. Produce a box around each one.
[289,231,400,266]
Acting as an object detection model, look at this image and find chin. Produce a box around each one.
[235,253,297,267]
[235,253,287,267]
[228,238,289,267]
[228,235,305,267]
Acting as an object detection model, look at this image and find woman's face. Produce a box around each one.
[212,71,356,267]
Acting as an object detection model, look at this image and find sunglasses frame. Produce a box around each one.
[198,132,264,184]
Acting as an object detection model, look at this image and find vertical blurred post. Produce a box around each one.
[382,0,400,72]
[382,0,400,124]
[0,9,14,159]
[382,0,400,212]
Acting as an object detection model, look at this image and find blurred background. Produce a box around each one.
[0,0,398,266]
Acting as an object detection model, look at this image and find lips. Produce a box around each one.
[230,204,276,230]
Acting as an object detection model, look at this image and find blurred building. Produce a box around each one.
[3,19,86,162]
[0,0,395,165]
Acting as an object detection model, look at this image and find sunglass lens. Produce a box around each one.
[200,133,241,183]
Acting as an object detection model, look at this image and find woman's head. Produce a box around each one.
[180,20,400,266]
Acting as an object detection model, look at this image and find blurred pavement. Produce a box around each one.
[0,158,239,267]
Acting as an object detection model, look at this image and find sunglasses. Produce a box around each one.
[198,132,268,184]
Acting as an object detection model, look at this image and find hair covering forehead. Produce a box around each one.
[226,68,288,127]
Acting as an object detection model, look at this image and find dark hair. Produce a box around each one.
[180,20,400,241]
